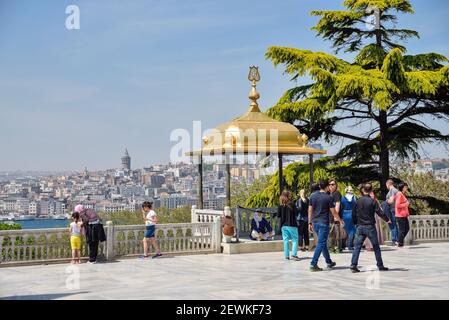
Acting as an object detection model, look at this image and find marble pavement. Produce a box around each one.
[1,242,448,300]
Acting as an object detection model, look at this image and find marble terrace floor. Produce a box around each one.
[1,242,448,300]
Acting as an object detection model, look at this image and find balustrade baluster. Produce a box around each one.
[0,235,3,263]
[19,235,24,261]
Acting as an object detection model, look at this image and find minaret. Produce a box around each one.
[83,167,89,180]
[121,148,131,170]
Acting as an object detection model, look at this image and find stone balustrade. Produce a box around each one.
[191,206,281,239]
[0,227,106,266]
[191,205,223,223]
[191,207,449,245]
[0,221,222,267]
[2,212,447,267]
[111,222,221,258]
[382,214,449,244]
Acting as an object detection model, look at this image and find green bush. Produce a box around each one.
[98,206,192,226]
[0,223,22,230]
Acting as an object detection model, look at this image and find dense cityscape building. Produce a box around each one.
[0,150,276,219]
[1,146,446,220]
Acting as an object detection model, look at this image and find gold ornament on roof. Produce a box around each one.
[248,66,261,112]
[302,134,308,147]
[185,66,326,157]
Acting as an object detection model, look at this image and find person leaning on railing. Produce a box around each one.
[74,204,106,264]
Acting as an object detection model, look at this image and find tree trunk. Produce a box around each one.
[379,110,389,199]
[376,10,389,199]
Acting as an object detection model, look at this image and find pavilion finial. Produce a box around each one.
[248,66,261,112]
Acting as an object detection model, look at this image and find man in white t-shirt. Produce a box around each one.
[141,201,162,259]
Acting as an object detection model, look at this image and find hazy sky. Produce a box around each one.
[0,0,448,171]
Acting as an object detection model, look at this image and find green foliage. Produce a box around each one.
[231,175,271,208]
[312,0,417,53]
[99,210,143,225]
[158,206,192,224]
[0,223,22,230]
[98,206,192,225]
[391,168,449,215]
[355,44,387,68]
[245,158,378,207]
[266,47,347,78]
[402,53,449,71]
[245,160,449,214]
[264,0,449,199]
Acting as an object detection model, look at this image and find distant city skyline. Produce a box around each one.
[1,0,448,171]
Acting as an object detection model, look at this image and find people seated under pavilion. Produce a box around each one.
[250,211,275,241]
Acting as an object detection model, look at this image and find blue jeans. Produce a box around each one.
[281,226,298,258]
[351,225,384,268]
[388,212,398,243]
[342,210,356,250]
[311,223,333,267]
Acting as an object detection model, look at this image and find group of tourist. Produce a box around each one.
[274,178,411,272]
[68,178,411,269]
[69,201,162,264]
[69,204,107,264]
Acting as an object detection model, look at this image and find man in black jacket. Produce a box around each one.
[350,183,391,273]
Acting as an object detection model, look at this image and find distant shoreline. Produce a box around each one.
[1,218,70,230]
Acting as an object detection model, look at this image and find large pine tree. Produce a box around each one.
[265,0,449,197]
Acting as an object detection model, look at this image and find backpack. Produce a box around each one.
[222,215,235,236]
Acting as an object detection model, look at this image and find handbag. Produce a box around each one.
[222,216,235,236]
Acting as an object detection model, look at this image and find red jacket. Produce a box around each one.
[395,192,410,218]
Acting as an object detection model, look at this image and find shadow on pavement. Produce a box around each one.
[327,266,348,271]
[385,268,409,272]
[0,292,90,300]
[356,267,409,273]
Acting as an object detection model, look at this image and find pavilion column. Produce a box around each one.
[278,153,283,195]
[226,154,231,207]
[198,154,203,209]
[309,154,314,190]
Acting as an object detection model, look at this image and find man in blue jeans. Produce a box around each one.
[350,183,391,273]
[386,179,399,245]
[308,180,345,272]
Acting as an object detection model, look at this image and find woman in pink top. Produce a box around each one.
[395,182,410,247]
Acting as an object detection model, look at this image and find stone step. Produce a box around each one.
[221,239,316,254]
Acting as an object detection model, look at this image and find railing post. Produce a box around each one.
[405,217,414,245]
[0,235,3,263]
[213,219,222,253]
[222,206,232,243]
[234,206,240,243]
[191,205,197,223]
[106,221,114,261]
